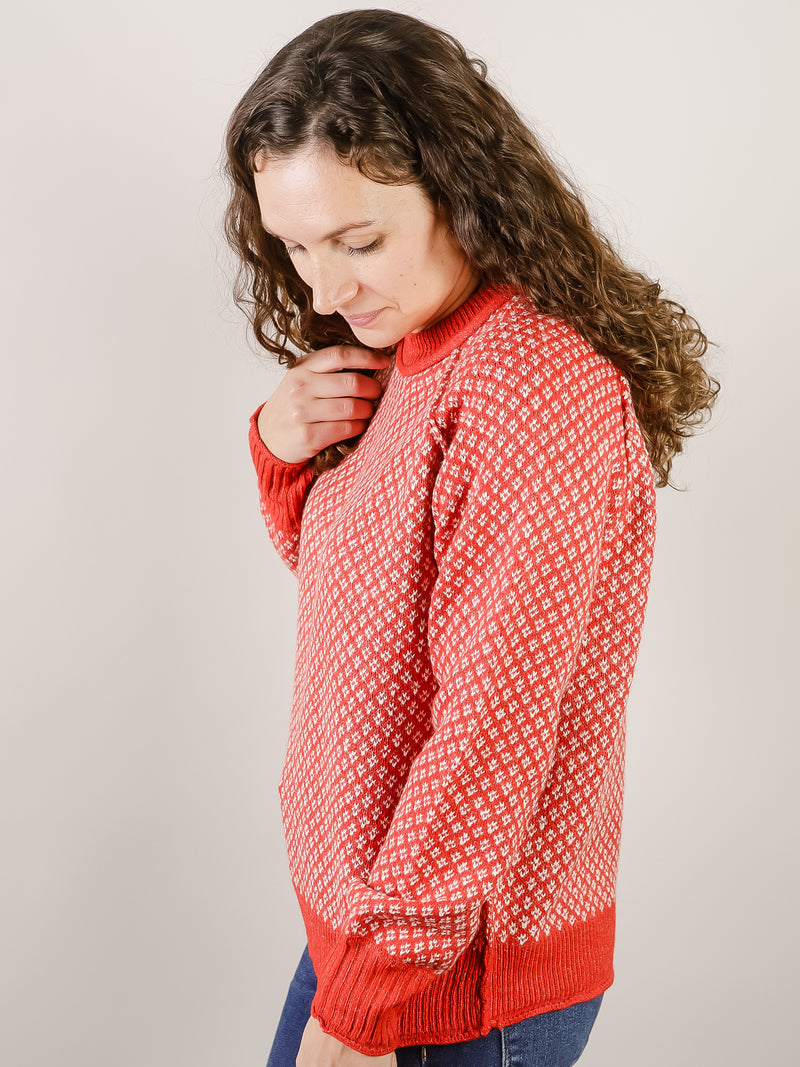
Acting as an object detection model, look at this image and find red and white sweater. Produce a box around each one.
[249,286,657,1055]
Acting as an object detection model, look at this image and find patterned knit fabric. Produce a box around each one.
[249,286,657,1055]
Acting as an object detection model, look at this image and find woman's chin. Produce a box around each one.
[348,323,405,349]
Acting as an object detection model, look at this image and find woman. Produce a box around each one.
[224,10,717,1066]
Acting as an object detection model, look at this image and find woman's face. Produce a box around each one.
[253,145,479,348]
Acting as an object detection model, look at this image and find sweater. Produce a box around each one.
[249,286,657,1055]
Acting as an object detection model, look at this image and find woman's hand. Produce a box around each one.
[257,346,392,465]
[296,1015,397,1066]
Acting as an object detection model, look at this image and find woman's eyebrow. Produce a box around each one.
[263,219,378,242]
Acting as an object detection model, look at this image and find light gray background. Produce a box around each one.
[2,1,797,1064]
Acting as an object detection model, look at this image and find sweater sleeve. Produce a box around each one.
[248,403,316,573]
[309,348,632,1053]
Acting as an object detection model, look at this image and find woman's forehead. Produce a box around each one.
[253,146,431,236]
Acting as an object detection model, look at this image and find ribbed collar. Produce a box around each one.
[395,285,517,376]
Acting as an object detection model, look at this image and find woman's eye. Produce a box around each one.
[346,240,381,257]
[281,238,381,257]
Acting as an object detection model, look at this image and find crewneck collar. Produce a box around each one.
[395,285,517,376]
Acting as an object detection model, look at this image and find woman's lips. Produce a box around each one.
[342,308,383,328]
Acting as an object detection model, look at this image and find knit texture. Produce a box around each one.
[249,287,657,1054]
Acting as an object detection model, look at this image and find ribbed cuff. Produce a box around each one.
[248,404,315,524]
[311,935,440,1055]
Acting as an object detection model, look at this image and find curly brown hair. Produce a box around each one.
[224,8,718,486]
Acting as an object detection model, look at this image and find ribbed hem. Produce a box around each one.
[396,286,518,376]
[248,404,315,520]
[305,902,615,1055]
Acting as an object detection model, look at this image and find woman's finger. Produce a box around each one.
[301,418,372,456]
[305,395,379,423]
[309,370,385,401]
[299,344,391,373]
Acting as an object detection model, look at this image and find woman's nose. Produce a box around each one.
[310,259,359,316]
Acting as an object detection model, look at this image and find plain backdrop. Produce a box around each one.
[1,1,797,1064]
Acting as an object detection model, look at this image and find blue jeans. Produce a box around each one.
[267,944,603,1066]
